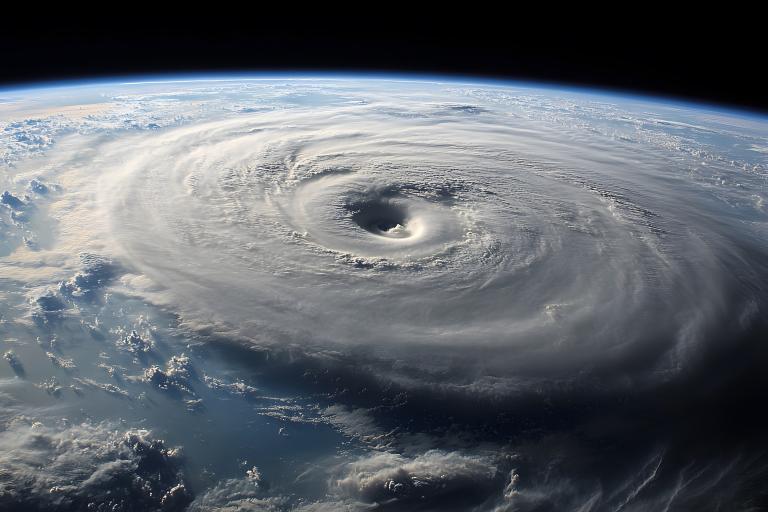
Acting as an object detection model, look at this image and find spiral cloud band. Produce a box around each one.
[90,89,752,383]
[2,78,767,510]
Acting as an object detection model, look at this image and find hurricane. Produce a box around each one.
[1,77,767,511]
[91,87,761,382]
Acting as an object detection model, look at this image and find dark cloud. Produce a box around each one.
[333,450,508,511]
[28,179,50,195]
[1,191,25,210]
[3,350,25,378]
[59,254,120,300]
[0,418,191,511]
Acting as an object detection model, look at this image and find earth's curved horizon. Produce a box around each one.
[1,75,767,511]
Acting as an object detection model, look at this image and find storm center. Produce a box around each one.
[349,200,411,238]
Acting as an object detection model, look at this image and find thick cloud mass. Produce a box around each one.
[69,87,756,386]
[0,417,190,511]
[1,78,768,510]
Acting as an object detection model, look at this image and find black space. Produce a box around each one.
[0,15,765,113]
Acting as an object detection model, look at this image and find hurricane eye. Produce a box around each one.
[348,199,410,237]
